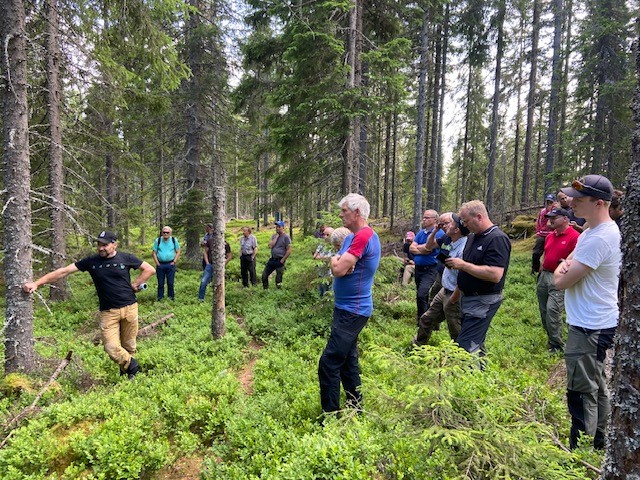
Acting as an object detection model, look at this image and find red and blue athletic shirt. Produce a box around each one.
[333,226,381,317]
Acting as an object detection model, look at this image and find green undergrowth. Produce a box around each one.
[0,229,603,478]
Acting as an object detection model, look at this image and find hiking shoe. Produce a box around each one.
[126,357,141,380]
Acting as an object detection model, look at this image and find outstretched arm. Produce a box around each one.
[23,264,79,293]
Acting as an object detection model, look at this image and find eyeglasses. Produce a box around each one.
[162,231,171,234]
[572,179,610,197]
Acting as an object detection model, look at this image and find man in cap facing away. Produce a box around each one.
[554,174,621,449]
[23,231,155,379]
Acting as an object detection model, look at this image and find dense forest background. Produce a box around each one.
[2,0,640,476]
[2,0,637,252]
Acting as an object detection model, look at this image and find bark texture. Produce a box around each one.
[1,0,36,373]
[601,32,640,479]
[45,0,68,301]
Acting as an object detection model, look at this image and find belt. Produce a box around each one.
[415,264,437,271]
[461,291,501,296]
[443,288,454,295]
[159,260,174,264]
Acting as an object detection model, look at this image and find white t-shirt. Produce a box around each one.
[565,221,621,329]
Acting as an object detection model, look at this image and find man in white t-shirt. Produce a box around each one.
[554,174,621,450]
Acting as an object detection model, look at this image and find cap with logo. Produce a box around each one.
[545,208,570,218]
[544,193,556,202]
[96,230,117,244]
[560,174,614,201]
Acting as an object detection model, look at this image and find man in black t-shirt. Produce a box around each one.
[23,230,155,378]
[445,201,511,358]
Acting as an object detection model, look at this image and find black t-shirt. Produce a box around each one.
[457,226,511,295]
[75,252,143,311]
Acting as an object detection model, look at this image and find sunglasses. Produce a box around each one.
[162,231,171,234]
[572,179,610,197]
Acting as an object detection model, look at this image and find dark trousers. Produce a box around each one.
[531,236,545,274]
[457,293,503,356]
[565,326,615,449]
[240,255,257,287]
[415,265,439,323]
[262,258,284,289]
[318,307,369,413]
[156,263,176,300]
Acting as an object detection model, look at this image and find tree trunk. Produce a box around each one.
[413,7,429,230]
[210,105,226,338]
[390,108,398,229]
[461,65,473,203]
[435,3,450,212]
[556,0,573,173]
[601,33,640,478]
[544,0,564,194]
[1,0,36,373]
[427,15,442,208]
[511,10,525,208]
[44,0,68,301]
[183,0,205,261]
[345,0,362,194]
[521,0,540,207]
[106,133,116,229]
[382,114,391,216]
[487,0,505,213]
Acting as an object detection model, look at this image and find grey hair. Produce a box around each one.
[338,193,370,220]
[330,227,352,249]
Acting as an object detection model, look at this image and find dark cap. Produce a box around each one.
[451,213,470,236]
[544,193,556,202]
[545,208,570,218]
[96,230,117,244]
[275,220,285,227]
[561,174,614,201]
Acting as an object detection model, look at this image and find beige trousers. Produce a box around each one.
[99,303,138,370]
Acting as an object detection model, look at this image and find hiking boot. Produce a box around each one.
[126,357,141,380]
[594,430,606,450]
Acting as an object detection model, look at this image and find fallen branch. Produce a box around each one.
[550,433,602,475]
[138,313,174,337]
[1,351,73,444]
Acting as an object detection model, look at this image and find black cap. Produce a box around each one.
[96,230,117,244]
[561,175,614,201]
[451,213,470,236]
[544,193,556,202]
[545,208,570,218]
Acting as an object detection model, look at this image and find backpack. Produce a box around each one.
[156,236,178,251]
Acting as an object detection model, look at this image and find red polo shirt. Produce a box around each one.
[542,226,580,272]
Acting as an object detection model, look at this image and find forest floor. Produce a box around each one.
[0,223,607,479]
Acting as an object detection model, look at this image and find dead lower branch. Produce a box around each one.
[138,313,174,337]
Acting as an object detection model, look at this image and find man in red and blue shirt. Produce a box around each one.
[318,193,381,413]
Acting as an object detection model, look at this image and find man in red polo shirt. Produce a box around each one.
[532,193,557,274]
[536,208,579,353]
